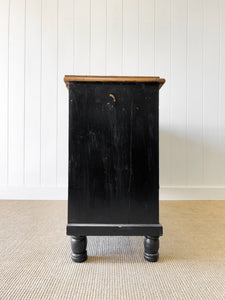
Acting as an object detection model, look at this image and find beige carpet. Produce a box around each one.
[0,200,224,300]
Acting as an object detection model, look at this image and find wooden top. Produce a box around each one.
[64,75,165,89]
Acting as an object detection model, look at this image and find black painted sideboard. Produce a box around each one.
[64,75,165,263]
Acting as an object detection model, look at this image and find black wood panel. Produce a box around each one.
[68,81,159,225]
[128,83,159,224]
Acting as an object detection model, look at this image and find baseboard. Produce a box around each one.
[0,186,67,200]
[160,186,225,200]
[0,186,224,200]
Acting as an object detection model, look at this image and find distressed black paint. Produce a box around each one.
[66,80,163,262]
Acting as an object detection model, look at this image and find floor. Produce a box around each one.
[0,200,224,300]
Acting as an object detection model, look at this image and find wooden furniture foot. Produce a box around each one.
[144,236,159,262]
[71,236,87,263]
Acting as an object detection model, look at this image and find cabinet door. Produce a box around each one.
[68,82,131,224]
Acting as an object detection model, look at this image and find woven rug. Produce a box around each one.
[0,200,224,299]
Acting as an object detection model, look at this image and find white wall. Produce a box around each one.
[0,0,225,200]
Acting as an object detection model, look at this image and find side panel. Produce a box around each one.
[68,82,159,225]
[128,83,159,224]
[68,82,131,223]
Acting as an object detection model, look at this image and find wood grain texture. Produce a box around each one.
[68,81,160,224]
[64,75,165,87]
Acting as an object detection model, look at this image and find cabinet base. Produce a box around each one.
[68,225,162,263]
[67,223,163,236]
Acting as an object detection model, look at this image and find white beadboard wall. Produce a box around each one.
[0,0,225,200]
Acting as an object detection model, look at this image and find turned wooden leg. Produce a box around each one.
[71,236,87,263]
[144,236,159,262]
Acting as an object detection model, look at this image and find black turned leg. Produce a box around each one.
[144,236,159,262]
[71,236,87,263]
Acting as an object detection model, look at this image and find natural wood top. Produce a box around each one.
[64,75,165,89]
